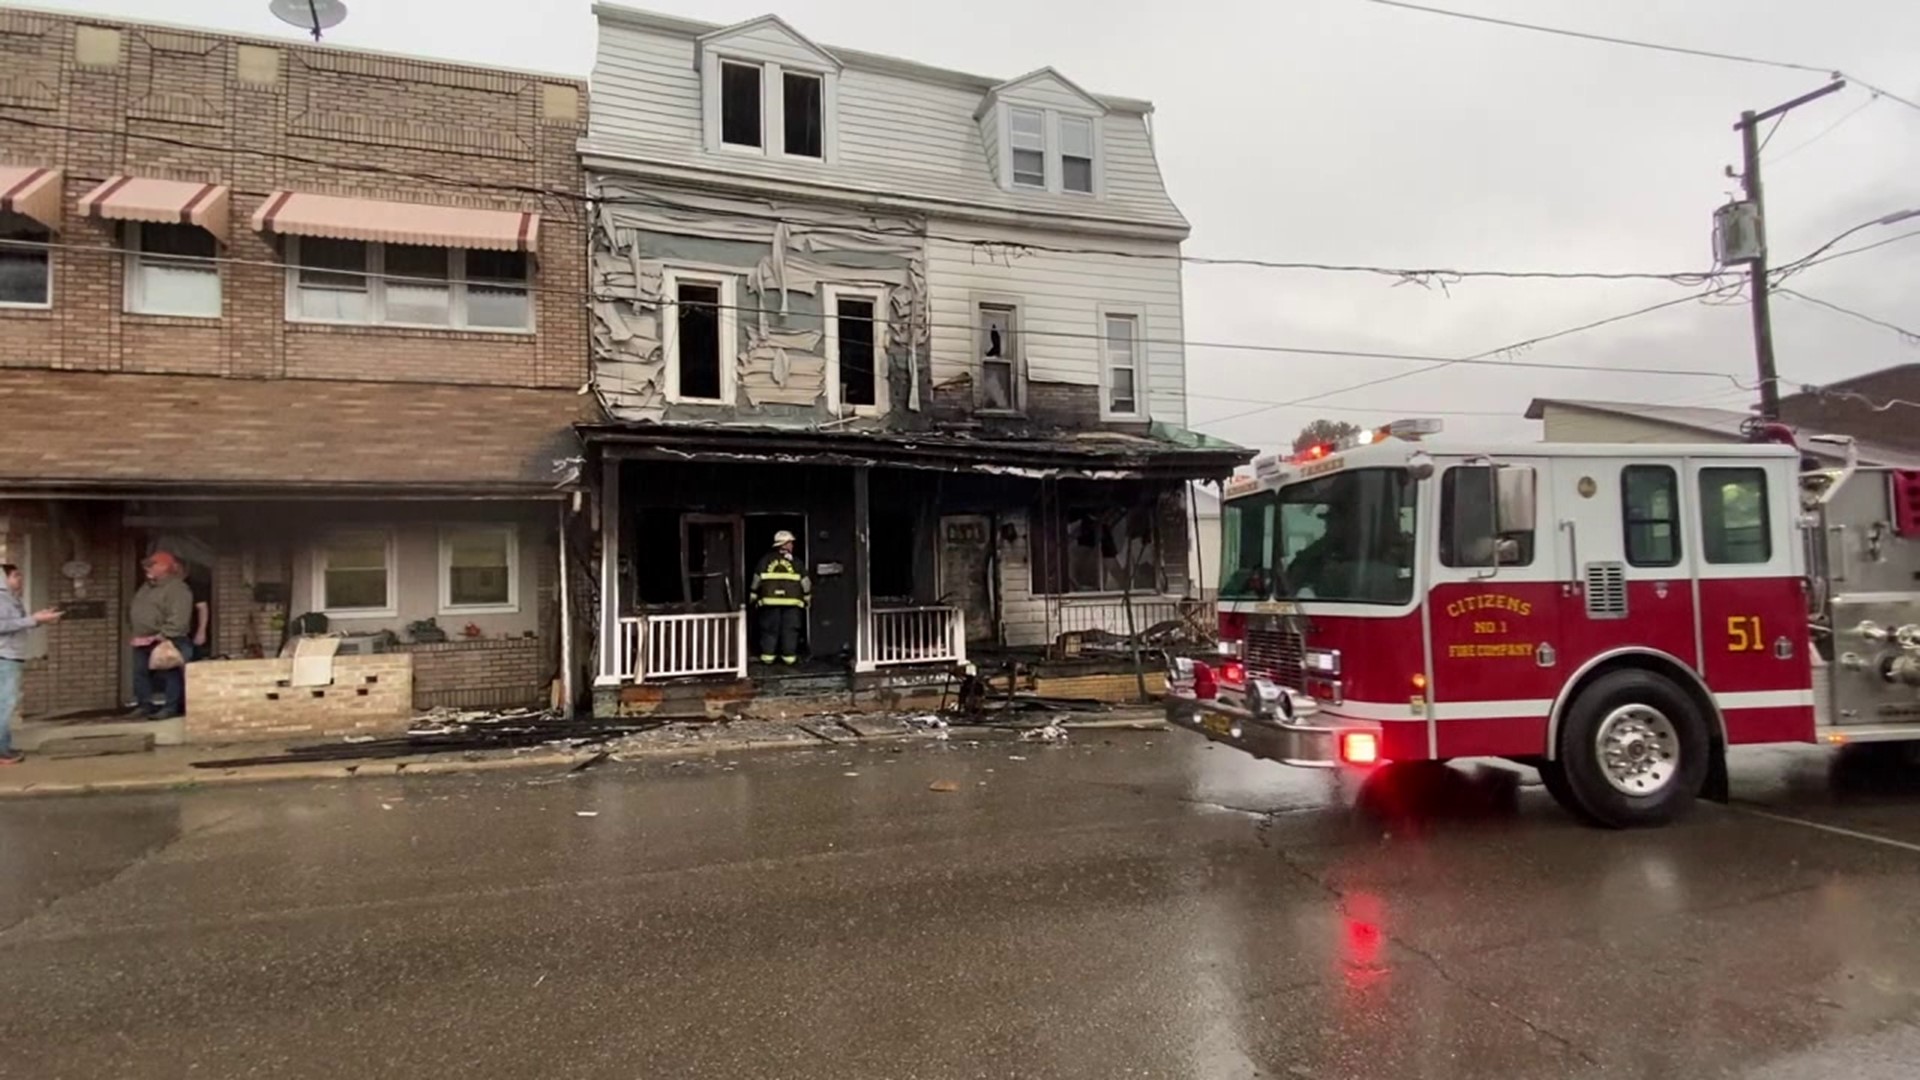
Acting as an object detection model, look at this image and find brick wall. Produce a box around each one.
[184,653,411,741]
[396,637,548,711]
[0,8,587,389]
[12,513,124,719]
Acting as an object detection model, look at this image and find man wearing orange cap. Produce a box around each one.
[129,551,194,720]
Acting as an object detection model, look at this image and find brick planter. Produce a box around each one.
[396,636,548,711]
[185,655,413,741]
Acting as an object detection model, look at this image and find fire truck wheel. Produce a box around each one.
[1533,761,1599,824]
[1558,669,1709,828]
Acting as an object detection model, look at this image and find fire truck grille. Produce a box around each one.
[1245,625,1306,692]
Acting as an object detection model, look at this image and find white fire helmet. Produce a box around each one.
[773,530,797,547]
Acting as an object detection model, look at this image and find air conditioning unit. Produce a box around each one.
[1714,201,1764,265]
[332,634,389,656]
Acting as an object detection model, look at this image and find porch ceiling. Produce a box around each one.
[0,370,596,497]
[577,423,1251,481]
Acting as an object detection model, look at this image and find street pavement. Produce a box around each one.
[1,730,1918,1079]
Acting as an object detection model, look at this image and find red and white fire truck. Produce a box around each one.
[1168,419,1920,827]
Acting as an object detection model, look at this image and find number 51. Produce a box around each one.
[1727,615,1763,652]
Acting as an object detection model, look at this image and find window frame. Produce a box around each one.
[972,295,1025,414]
[1438,464,1536,569]
[718,59,765,151]
[703,53,838,164]
[998,104,1103,197]
[0,212,52,310]
[780,69,825,160]
[284,236,534,334]
[1621,464,1683,568]
[822,282,889,417]
[1097,305,1147,420]
[1698,466,1773,566]
[1008,107,1048,190]
[661,267,739,405]
[124,222,221,319]
[1037,503,1163,597]
[1059,115,1096,195]
[438,524,521,616]
[313,528,398,619]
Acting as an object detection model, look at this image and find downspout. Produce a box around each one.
[557,500,575,717]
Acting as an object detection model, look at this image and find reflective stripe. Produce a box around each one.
[760,597,806,607]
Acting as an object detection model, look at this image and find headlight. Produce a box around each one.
[1305,648,1341,676]
[1217,639,1243,658]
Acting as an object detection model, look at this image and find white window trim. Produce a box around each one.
[702,53,838,164]
[1097,305,1148,421]
[661,267,739,406]
[998,105,1103,197]
[0,222,53,311]
[283,236,535,335]
[971,293,1025,414]
[313,529,399,619]
[822,283,889,418]
[1008,107,1048,190]
[124,223,221,319]
[438,524,521,616]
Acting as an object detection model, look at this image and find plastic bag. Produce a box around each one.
[149,639,186,671]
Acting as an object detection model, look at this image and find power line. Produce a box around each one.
[1768,93,1883,165]
[1363,0,1920,113]
[1776,289,1920,344]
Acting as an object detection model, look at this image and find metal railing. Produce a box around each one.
[863,606,966,668]
[620,611,748,682]
[1054,597,1202,638]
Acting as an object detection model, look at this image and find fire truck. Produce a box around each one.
[1167,419,1920,828]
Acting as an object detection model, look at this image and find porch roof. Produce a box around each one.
[577,420,1251,480]
[0,371,592,497]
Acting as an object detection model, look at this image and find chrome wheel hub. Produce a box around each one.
[1595,704,1680,796]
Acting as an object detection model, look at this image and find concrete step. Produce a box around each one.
[15,716,184,751]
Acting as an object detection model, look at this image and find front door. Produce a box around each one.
[939,515,993,644]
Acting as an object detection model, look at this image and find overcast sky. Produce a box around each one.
[40,0,1920,453]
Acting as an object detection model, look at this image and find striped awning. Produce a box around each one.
[0,165,63,232]
[251,191,540,253]
[76,176,230,243]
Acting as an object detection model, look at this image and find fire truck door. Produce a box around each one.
[1552,459,1702,691]
[1686,458,1813,743]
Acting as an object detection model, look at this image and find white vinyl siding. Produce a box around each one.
[927,223,1185,423]
[588,15,1186,231]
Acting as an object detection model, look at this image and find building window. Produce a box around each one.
[126,224,220,318]
[782,71,823,158]
[663,270,737,404]
[720,61,763,148]
[824,284,886,414]
[1050,505,1159,594]
[1101,312,1142,418]
[1439,465,1534,568]
[977,301,1020,411]
[1622,465,1682,567]
[288,238,531,331]
[1009,108,1047,189]
[1700,467,1771,564]
[315,530,395,616]
[1061,116,1095,194]
[440,526,519,614]
[0,213,50,308]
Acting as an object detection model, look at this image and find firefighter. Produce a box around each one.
[751,531,810,665]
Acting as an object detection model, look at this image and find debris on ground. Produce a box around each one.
[1020,722,1069,743]
[190,708,666,769]
[928,780,961,793]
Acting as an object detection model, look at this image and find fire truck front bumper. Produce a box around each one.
[1164,692,1344,768]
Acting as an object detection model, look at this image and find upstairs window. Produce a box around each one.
[977,301,1020,411]
[782,72,824,158]
[1061,117,1095,194]
[126,223,220,318]
[720,62,763,148]
[825,284,886,414]
[288,238,531,331]
[0,212,50,308]
[663,269,737,405]
[1010,108,1047,189]
[1101,312,1142,418]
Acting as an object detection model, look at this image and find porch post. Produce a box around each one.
[853,465,876,673]
[594,456,624,686]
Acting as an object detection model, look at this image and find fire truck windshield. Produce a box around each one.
[1219,468,1418,605]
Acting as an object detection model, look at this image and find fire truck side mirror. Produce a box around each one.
[1496,466,1538,533]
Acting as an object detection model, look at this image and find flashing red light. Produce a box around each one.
[1221,661,1246,686]
[1339,731,1381,766]
[1307,444,1329,459]
[1191,662,1219,701]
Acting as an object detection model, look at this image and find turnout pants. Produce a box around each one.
[757,605,804,664]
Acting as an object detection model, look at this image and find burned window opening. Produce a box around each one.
[676,281,723,401]
[836,296,878,408]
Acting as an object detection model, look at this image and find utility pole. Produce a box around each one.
[1732,80,1845,419]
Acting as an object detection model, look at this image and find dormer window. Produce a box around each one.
[697,16,841,163]
[1060,117,1095,194]
[1010,108,1046,189]
[720,62,763,149]
[978,69,1109,196]
[783,72,824,159]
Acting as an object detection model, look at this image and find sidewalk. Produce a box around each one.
[0,710,1167,798]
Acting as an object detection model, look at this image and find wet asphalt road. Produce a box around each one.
[2,733,1920,1079]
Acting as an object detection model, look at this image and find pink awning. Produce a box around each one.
[252,191,540,253]
[76,176,230,243]
[0,165,63,232]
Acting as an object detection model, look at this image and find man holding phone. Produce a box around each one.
[1,562,64,765]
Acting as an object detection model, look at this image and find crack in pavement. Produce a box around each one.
[0,808,242,942]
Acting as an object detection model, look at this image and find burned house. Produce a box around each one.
[579,9,1248,714]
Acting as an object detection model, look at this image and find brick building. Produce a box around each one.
[0,8,594,740]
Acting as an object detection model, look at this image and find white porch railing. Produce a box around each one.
[862,606,966,669]
[619,612,748,682]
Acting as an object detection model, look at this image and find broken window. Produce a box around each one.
[675,281,724,401]
[835,294,879,409]
[1009,108,1046,188]
[869,506,917,602]
[0,212,50,307]
[721,62,763,148]
[1061,116,1095,194]
[1056,505,1158,594]
[978,302,1018,411]
[127,223,220,317]
[783,71,824,158]
[1102,313,1140,417]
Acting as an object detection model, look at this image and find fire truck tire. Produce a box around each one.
[1533,761,1599,824]
[1557,669,1709,828]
